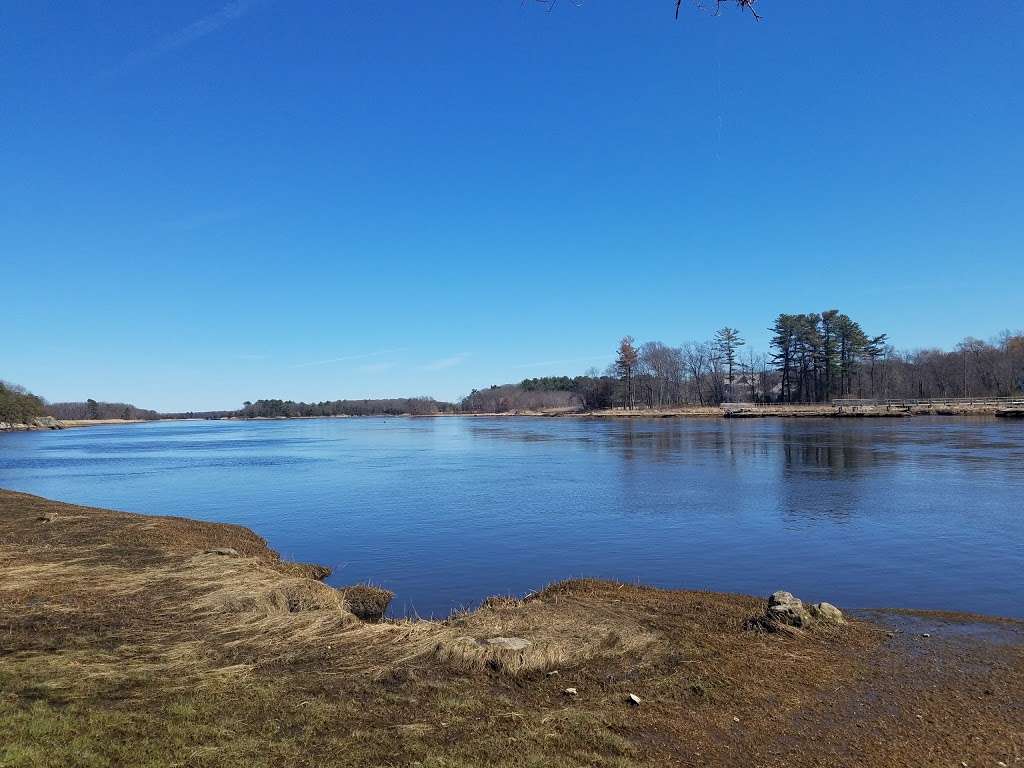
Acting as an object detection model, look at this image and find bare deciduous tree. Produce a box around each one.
[675,0,762,21]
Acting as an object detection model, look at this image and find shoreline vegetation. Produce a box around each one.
[1,488,1021,765]
[4,400,1023,432]
[4,319,1022,431]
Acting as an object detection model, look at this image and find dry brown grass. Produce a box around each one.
[432,583,659,674]
[339,584,395,621]
[2,489,1022,767]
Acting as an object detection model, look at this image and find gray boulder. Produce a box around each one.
[767,591,812,628]
[747,590,845,632]
[808,601,845,625]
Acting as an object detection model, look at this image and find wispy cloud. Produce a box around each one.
[99,0,266,79]
[419,353,470,372]
[358,361,398,374]
[290,350,403,369]
[510,355,607,370]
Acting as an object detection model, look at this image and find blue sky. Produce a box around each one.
[4,1,1022,411]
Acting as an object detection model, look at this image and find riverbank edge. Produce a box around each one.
[3,487,1021,625]
[3,488,1022,765]
[0,417,152,432]
[5,404,1014,432]
[211,404,1014,420]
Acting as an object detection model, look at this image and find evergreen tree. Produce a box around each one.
[615,336,639,409]
[714,327,745,400]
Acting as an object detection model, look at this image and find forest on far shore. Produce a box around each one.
[4,311,1023,423]
[462,311,1024,413]
[0,381,46,425]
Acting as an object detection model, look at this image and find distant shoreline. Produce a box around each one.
[214,402,1020,420]
[4,402,1019,433]
[58,418,151,428]
[0,417,151,432]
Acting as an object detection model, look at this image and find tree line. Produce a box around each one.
[461,312,1024,412]
[1,382,163,426]
[460,385,588,414]
[45,399,161,421]
[7,314,1023,423]
[0,381,46,424]
[238,397,456,418]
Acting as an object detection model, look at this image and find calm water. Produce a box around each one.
[1,417,1022,618]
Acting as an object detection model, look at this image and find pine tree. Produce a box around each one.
[615,336,639,410]
[713,327,745,400]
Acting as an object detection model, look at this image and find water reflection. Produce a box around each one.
[473,416,1024,475]
[1,416,1022,618]
[469,418,893,473]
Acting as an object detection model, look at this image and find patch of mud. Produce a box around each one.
[854,609,1024,646]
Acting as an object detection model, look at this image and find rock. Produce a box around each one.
[204,547,239,557]
[627,693,641,706]
[808,602,845,625]
[547,670,560,677]
[2,417,62,431]
[340,584,395,622]
[564,687,578,697]
[747,590,844,632]
[766,591,812,628]
[483,637,532,651]
[769,590,798,606]
[37,513,58,523]
[921,633,931,638]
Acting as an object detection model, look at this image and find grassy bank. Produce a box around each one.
[55,418,149,428]
[4,407,1010,432]
[472,403,1008,418]
[1,489,1021,766]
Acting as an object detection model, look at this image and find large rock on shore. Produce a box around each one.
[747,590,845,632]
[767,590,813,628]
[809,601,846,625]
[0,417,62,432]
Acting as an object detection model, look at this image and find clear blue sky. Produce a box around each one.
[4,1,1022,411]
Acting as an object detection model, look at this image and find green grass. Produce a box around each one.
[0,663,645,768]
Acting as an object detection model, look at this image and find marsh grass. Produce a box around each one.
[3,489,1020,767]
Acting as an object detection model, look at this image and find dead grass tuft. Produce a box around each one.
[339,584,395,622]
[431,580,658,674]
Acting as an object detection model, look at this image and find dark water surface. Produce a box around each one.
[2,417,1022,618]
